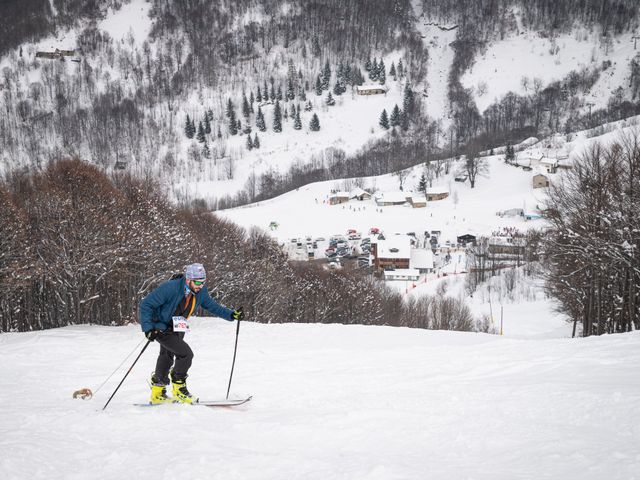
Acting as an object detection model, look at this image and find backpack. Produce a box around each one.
[170,273,184,280]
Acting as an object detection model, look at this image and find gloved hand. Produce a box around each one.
[231,306,244,321]
[145,329,161,341]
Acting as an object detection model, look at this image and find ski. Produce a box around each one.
[133,395,252,408]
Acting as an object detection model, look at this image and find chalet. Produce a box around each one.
[35,48,76,60]
[410,248,434,273]
[532,174,550,189]
[456,234,477,246]
[488,236,526,256]
[356,85,388,96]
[328,192,350,205]
[349,187,372,201]
[540,157,558,173]
[426,186,449,201]
[383,268,420,281]
[371,235,411,270]
[374,191,408,207]
[409,195,427,208]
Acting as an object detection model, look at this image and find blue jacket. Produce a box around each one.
[139,277,234,332]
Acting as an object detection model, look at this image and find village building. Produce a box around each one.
[374,191,408,207]
[408,195,427,208]
[425,186,449,201]
[371,235,411,270]
[410,248,434,274]
[532,174,550,189]
[540,157,558,173]
[328,191,350,205]
[349,187,372,201]
[356,85,388,96]
[456,234,477,246]
[383,268,420,281]
[35,48,77,60]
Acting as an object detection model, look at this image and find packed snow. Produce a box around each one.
[1,321,639,480]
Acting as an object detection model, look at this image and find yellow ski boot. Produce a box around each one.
[171,377,197,404]
[149,374,173,405]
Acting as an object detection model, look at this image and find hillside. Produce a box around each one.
[1,0,639,209]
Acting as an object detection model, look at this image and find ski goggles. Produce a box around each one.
[191,279,206,286]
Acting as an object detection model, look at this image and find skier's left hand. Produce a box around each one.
[231,306,244,321]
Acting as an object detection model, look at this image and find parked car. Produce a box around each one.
[369,227,380,235]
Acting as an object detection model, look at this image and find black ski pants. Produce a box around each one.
[154,332,193,384]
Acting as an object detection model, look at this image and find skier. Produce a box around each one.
[140,263,244,404]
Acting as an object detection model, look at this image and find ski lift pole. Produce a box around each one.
[102,339,152,410]
[226,318,242,399]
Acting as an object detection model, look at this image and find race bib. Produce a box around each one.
[172,316,190,333]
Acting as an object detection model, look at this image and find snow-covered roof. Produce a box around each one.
[356,84,388,92]
[540,157,557,165]
[330,191,350,198]
[426,186,449,195]
[349,187,370,198]
[410,248,434,269]
[375,191,409,203]
[410,195,427,203]
[377,236,411,259]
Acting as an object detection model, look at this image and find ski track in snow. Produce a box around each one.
[1,322,639,480]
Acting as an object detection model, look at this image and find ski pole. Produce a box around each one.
[103,339,152,410]
[226,318,241,399]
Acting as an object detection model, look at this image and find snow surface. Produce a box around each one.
[98,0,152,47]
[1,321,639,480]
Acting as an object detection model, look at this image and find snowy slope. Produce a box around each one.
[461,26,638,114]
[1,321,639,480]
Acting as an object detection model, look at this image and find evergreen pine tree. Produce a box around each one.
[365,56,372,72]
[249,91,255,113]
[312,35,321,57]
[287,77,295,100]
[256,86,262,103]
[263,81,269,100]
[256,106,266,132]
[242,92,250,119]
[276,85,283,101]
[206,109,214,121]
[403,83,414,116]
[246,134,253,151]
[378,59,386,84]
[273,100,282,133]
[322,60,331,90]
[289,103,296,118]
[226,98,234,118]
[197,121,206,143]
[236,119,242,133]
[379,109,390,130]
[253,133,260,149]
[370,58,378,81]
[315,75,323,96]
[204,114,211,134]
[305,101,313,111]
[270,84,276,102]
[418,173,427,193]
[333,81,343,96]
[390,104,401,127]
[309,113,320,131]
[293,109,302,130]
[299,86,307,101]
[185,114,195,139]
[400,110,409,131]
[202,141,211,159]
[389,62,396,80]
[326,92,335,106]
[397,59,404,78]
[228,108,238,135]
